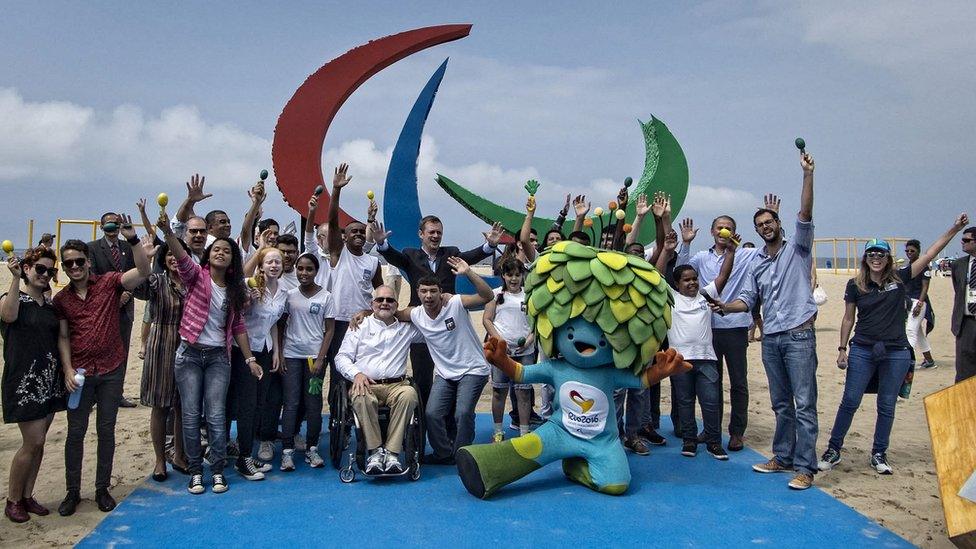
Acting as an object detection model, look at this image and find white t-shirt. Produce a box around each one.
[334,316,423,381]
[279,270,299,292]
[666,282,719,361]
[409,294,490,380]
[243,285,287,352]
[282,287,336,358]
[303,231,333,289]
[490,288,535,355]
[329,246,380,321]
[197,280,228,347]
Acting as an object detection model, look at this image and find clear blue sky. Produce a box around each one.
[1,1,972,255]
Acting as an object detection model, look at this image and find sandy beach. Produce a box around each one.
[0,269,962,547]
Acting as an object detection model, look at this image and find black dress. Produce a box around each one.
[1,292,67,423]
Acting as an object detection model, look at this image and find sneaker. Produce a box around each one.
[508,423,520,432]
[788,473,814,490]
[365,450,385,474]
[305,446,325,468]
[871,453,893,475]
[383,451,405,474]
[706,443,729,461]
[236,457,266,481]
[727,434,744,452]
[638,426,667,446]
[280,449,296,472]
[818,448,842,471]
[294,434,306,452]
[253,459,273,473]
[919,359,937,369]
[752,458,792,474]
[492,432,505,443]
[188,474,205,495]
[227,440,240,458]
[212,473,228,493]
[257,441,275,462]
[681,441,697,457]
[624,436,651,456]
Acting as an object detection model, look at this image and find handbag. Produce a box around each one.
[813,285,828,306]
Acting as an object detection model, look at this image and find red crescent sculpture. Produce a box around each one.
[272,24,472,226]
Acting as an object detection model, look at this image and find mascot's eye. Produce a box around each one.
[598,339,607,347]
[567,333,574,341]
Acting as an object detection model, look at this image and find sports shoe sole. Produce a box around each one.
[708,449,729,461]
[752,463,791,473]
[236,468,265,481]
[212,484,228,494]
[188,485,205,495]
[818,458,841,472]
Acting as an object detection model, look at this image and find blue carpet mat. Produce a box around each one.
[80,415,910,548]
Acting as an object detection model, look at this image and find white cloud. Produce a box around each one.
[682,185,758,214]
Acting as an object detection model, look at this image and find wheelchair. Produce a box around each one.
[328,377,424,483]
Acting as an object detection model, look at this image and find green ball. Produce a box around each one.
[794,138,806,151]
[623,176,633,188]
[259,169,269,181]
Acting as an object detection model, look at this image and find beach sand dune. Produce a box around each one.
[0,270,960,547]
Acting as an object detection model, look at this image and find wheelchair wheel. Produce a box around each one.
[329,383,350,469]
[409,464,421,481]
[339,466,355,483]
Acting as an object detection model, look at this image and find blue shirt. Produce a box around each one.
[738,219,818,334]
[676,244,760,329]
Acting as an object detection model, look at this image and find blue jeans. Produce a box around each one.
[281,358,326,450]
[613,387,649,438]
[828,344,911,455]
[671,360,722,444]
[175,342,231,475]
[425,374,488,459]
[761,328,819,475]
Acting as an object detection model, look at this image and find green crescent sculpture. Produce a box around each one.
[435,115,689,244]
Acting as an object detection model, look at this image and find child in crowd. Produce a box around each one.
[483,259,535,441]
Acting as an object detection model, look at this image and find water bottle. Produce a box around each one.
[67,368,86,409]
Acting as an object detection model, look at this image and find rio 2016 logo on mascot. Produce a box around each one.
[456,241,691,498]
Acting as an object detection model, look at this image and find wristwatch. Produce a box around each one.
[245,356,258,365]
[837,346,847,352]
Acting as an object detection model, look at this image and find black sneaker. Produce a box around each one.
[706,443,728,461]
[818,448,842,471]
[871,453,893,475]
[681,441,697,457]
[638,426,667,446]
[624,436,651,456]
[188,474,205,495]
[236,457,266,481]
[212,473,229,493]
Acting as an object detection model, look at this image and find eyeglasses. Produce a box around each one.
[373,297,396,304]
[187,228,208,235]
[33,264,54,277]
[755,220,777,229]
[865,251,889,259]
[62,258,87,269]
[963,238,975,244]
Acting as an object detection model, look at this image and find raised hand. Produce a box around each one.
[562,193,571,213]
[118,214,136,240]
[307,194,319,216]
[156,210,172,234]
[367,199,378,223]
[616,187,629,210]
[634,194,650,217]
[484,221,504,247]
[140,233,159,258]
[332,163,352,189]
[136,198,147,215]
[800,153,815,174]
[447,256,470,275]
[369,220,391,246]
[679,218,698,244]
[525,195,536,214]
[248,181,266,205]
[6,256,21,278]
[664,230,678,252]
[763,193,781,214]
[256,228,276,250]
[650,191,667,218]
[954,212,970,229]
[573,195,591,218]
[185,174,211,203]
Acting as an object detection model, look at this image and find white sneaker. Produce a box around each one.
[365,450,385,474]
[257,441,275,462]
[235,457,266,481]
[305,446,324,468]
[294,434,307,452]
[281,449,296,472]
[871,453,893,475]
[383,451,404,474]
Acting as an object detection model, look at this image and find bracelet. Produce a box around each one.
[837,346,847,352]
[245,356,257,364]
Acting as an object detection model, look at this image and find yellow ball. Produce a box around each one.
[366,190,375,200]
[157,193,169,207]
[593,207,604,217]
[246,277,258,289]
[718,228,732,238]
[615,209,626,220]
[1,240,13,253]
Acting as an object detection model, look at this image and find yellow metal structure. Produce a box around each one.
[813,237,909,273]
[55,219,99,287]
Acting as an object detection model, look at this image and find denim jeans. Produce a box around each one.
[425,374,488,459]
[671,360,722,444]
[281,357,326,450]
[713,327,750,437]
[538,384,556,420]
[613,387,649,438]
[761,328,819,475]
[65,365,124,491]
[227,348,272,458]
[828,344,911,455]
[175,342,231,475]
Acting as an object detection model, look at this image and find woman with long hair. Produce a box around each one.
[820,214,969,475]
[228,246,286,480]
[133,240,190,481]
[2,247,66,522]
[157,212,257,495]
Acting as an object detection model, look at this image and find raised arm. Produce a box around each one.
[0,257,23,323]
[550,193,571,232]
[136,198,158,238]
[449,257,494,308]
[239,180,266,251]
[327,163,351,265]
[120,216,155,290]
[519,194,538,262]
[371,220,409,271]
[798,153,814,222]
[713,233,740,296]
[157,211,187,262]
[572,195,590,233]
[625,194,650,247]
[655,229,677,274]
[610,187,629,250]
[175,174,211,224]
[912,213,969,278]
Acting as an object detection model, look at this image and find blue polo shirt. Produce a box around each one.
[737,218,818,334]
[676,244,760,329]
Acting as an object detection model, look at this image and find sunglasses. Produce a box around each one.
[865,251,889,259]
[62,258,87,269]
[187,228,208,235]
[373,297,396,304]
[963,238,975,244]
[33,264,55,277]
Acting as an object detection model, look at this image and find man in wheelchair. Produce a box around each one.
[335,285,422,474]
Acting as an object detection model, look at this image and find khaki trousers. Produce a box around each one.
[350,380,418,454]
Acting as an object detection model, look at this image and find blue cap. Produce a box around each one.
[864,239,891,253]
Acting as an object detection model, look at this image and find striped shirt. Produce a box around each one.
[175,255,246,355]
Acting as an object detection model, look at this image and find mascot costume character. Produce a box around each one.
[456,241,690,498]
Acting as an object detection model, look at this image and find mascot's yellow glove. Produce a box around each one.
[484,336,523,382]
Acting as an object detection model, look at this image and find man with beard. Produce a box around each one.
[716,151,819,491]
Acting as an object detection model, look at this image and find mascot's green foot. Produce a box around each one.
[561,457,628,496]
[456,435,542,499]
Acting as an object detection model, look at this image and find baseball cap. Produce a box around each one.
[864,239,891,253]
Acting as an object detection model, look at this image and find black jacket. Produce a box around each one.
[379,243,493,306]
[86,236,136,321]
[951,254,974,336]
